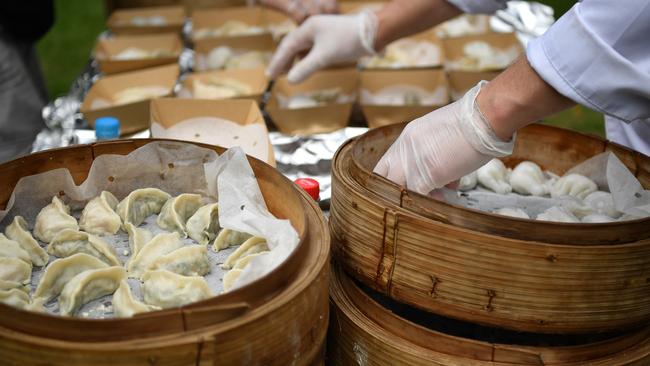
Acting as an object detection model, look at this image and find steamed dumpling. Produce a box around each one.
[33,196,79,243]
[492,207,529,219]
[476,159,511,194]
[212,229,252,252]
[141,269,213,309]
[0,233,31,264]
[509,161,548,196]
[221,236,269,270]
[112,279,161,318]
[4,216,48,266]
[47,229,121,266]
[0,288,31,308]
[458,171,477,191]
[584,191,621,218]
[127,232,183,278]
[33,253,109,302]
[581,214,615,223]
[536,206,580,223]
[150,245,210,276]
[156,194,202,237]
[123,223,153,258]
[58,266,125,316]
[117,188,171,227]
[550,173,597,200]
[186,203,220,245]
[79,191,122,236]
[222,269,243,293]
[0,279,29,293]
[0,257,32,284]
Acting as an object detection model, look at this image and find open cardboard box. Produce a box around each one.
[442,32,522,70]
[94,33,182,75]
[80,64,180,135]
[191,6,266,41]
[149,98,275,166]
[339,1,386,14]
[193,33,276,71]
[360,69,449,128]
[177,67,269,104]
[447,70,501,101]
[107,6,186,35]
[361,29,445,69]
[265,68,358,136]
[434,14,491,38]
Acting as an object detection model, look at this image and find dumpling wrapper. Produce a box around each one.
[186,203,220,245]
[584,191,621,218]
[581,214,616,223]
[477,159,512,194]
[509,161,548,196]
[222,269,243,293]
[550,173,597,200]
[458,171,477,191]
[0,279,30,293]
[156,193,203,237]
[124,223,153,258]
[5,216,48,266]
[127,232,183,278]
[212,228,252,252]
[112,279,161,318]
[150,245,210,277]
[112,86,169,106]
[33,196,79,243]
[142,269,213,309]
[47,229,121,266]
[0,233,31,264]
[33,253,109,302]
[221,236,268,270]
[0,288,30,308]
[0,257,32,284]
[493,207,529,219]
[151,117,270,164]
[536,206,580,223]
[79,191,122,236]
[117,188,171,227]
[58,266,126,316]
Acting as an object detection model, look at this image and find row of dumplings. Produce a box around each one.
[0,188,269,318]
[459,159,631,223]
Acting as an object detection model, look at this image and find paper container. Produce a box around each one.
[442,32,522,70]
[361,30,445,70]
[107,6,185,35]
[434,14,491,38]
[80,64,180,135]
[178,67,269,104]
[191,6,266,41]
[339,1,386,14]
[447,70,500,100]
[150,98,275,166]
[94,33,182,75]
[359,69,449,128]
[193,33,276,71]
[265,68,358,136]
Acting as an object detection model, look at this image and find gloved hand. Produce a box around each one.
[266,11,378,83]
[373,81,516,195]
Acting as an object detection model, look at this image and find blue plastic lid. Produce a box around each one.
[95,116,120,139]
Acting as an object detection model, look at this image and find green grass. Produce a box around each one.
[37,0,105,99]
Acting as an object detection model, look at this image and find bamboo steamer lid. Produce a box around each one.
[329,264,650,366]
[0,139,330,366]
[330,124,650,334]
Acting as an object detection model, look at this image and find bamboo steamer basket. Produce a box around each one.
[0,139,329,366]
[330,123,650,334]
[328,264,650,366]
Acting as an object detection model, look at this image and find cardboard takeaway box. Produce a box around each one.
[443,32,521,100]
[107,5,186,35]
[80,64,180,135]
[339,1,386,14]
[191,6,265,41]
[265,68,359,136]
[149,98,275,166]
[193,33,276,72]
[94,33,182,75]
[360,69,449,128]
[361,29,445,70]
[178,67,269,104]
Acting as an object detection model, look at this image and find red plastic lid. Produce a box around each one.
[294,178,320,201]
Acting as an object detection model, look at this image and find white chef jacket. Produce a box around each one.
[447,0,650,156]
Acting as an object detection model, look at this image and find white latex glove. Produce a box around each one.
[266,11,378,83]
[373,81,515,195]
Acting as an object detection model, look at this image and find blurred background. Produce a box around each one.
[36,0,604,137]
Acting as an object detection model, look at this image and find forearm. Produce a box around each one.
[477,56,575,141]
[374,0,462,50]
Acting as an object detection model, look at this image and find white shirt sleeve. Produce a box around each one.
[526,0,650,123]
[445,0,507,14]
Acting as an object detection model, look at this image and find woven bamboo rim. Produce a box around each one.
[0,139,330,365]
[330,129,650,333]
[328,264,650,365]
[348,123,650,245]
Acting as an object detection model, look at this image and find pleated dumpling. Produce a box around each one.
[536,206,580,223]
[0,288,30,308]
[124,223,153,257]
[127,232,183,278]
[509,161,548,196]
[222,269,243,293]
[4,216,48,266]
[0,257,32,284]
[550,173,597,200]
[156,194,202,236]
[150,245,210,276]
[581,214,615,223]
[112,279,161,318]
[33,253,109,302]
[59,266,126,316]
[79,191,122,236]
[33,196,79,243]
[0,279,29,293]
[584,191,621,218]
[221,236,269,270]
[492,207,529,219]
[186,203,220,245]
[117,188,171,227]
[0,233,31,263]
[476,159,511,194]
[142,269,213,309]
[212,229,252,252]
[47,229,121,266]
[458,171,477,191]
